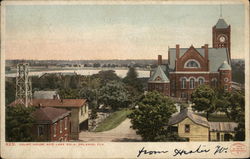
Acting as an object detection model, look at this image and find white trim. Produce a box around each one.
[197,76,205,85]
[170,72,216,74]
[184,59,201,68]
[53,123,57,137]
[197,76,205,80]
[188,76,197,82]
[180,78,187,89]
[189,78,195,89]
[64,117,68,130]
[211,78,218,81]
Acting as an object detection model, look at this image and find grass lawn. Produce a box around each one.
[94,108,132,132]
[198,113,232,122]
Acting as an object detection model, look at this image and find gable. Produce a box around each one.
[168,47,230,72]
[148,65,169,83]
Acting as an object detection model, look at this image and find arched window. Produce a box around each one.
[198,78,204,85]
[181,78,187,89]
[190,78,195,89]
[211,78,217,87]
[184,59,200,68]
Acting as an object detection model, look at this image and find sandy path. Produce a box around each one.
[79,119,142,142]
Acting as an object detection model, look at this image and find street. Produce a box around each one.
[79,119,142,142]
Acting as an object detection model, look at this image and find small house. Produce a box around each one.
[168,108,210,141]
[31,107,71,141]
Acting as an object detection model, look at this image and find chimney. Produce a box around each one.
[176,44,180,59]
[204,44,208,60]
[158,55,162,65]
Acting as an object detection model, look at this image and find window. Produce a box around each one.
[181,92,187,98]
[60,120,62,133]
[185,124,190,133]
[156,76,161,81]
[184,59,200,68]
[171,82,175,90]
[155,84,159,89]
[38,125,44,136]
[211,78,217,87]
[64,117,68,130]
[53,123,57,137]
[189,78,195,89]
[84,105,87,114]
[198,78,204,85]
[217,132,220,141]
[181,78,186,89]
[81,107,83,115]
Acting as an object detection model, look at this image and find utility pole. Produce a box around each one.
[15,63,32,107]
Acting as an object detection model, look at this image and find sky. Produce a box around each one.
[4,3,246,60]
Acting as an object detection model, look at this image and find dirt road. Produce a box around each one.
[79,119,142,142]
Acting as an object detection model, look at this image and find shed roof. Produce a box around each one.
[32,107,70,124]
[148,65,169,83]
[168,47,230,72]
[9,99,87,108]
[209,122,238,132]
[168,108,209,128]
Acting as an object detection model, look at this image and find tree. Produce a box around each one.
[99,81,129,110]
[128,91,177,141]
[226,91,245,141]
[123,67,143,92]
[58,88,80,99]
[92,70,120,84]
[69,75,78,89]
[191,85,216,119]
[6,105,35,141]
[93,63,101,67]
[5,78,16,105]
[80,77,101,109]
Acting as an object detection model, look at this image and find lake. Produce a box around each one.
[5,68,150,78]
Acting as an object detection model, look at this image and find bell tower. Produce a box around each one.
[212,6,231,58]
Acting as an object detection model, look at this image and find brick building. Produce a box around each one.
[148,17,232,100]
[10,98,88,140]
[31,107,71,141]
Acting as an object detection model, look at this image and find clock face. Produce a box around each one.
[219,35,226,43]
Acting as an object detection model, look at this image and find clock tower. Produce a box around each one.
[212,18,231,58]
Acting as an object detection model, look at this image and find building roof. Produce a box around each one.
[148,65,170,83]
[9,99,87,108]
[33,91,59,99]
[168,108,209,128]
[215,18,229,29]
[32,107,70,124]
[168,47,230,72]
[218,61,231,70]
[209,122,238,132]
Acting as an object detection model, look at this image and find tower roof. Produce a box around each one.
[148,65,169,83]
[218,60,231,70]
[215,18,229,29]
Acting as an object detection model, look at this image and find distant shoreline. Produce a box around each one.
[5,66,150,74]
